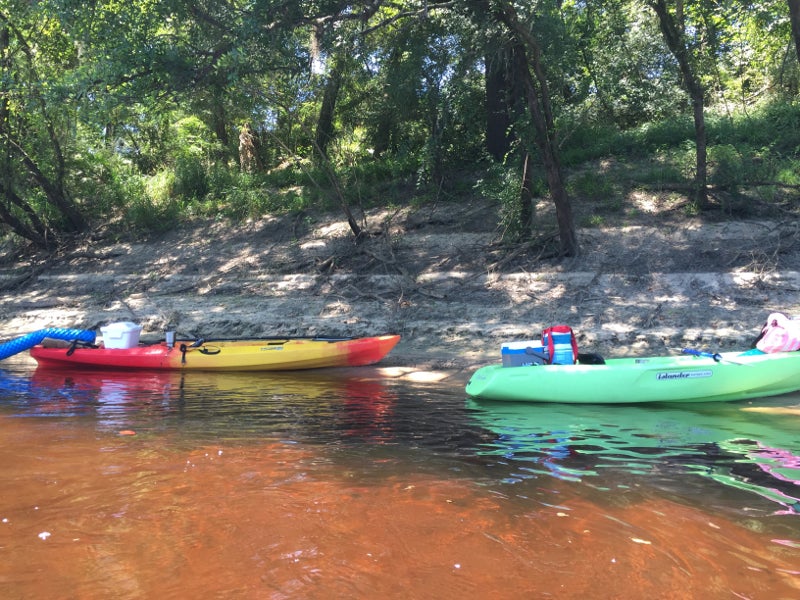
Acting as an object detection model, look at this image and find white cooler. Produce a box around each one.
[100,322,142,349]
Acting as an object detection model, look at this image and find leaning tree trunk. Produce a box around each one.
[9,132,87,232]
[315,60,342,159]
[496,3,578,257]
[649,0,709,209]
[0,26,46,244]
[0,182,54,248]
[0,14,87,235]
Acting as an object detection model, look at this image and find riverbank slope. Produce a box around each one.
[2,196,799,376]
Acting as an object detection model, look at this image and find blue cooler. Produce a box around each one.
[501,341,548,367]
[543,331,575,365]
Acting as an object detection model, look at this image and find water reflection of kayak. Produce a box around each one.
[2,368,393,425]
[467,399,797,455]
[27,367,388,398]
[466,398,800,512]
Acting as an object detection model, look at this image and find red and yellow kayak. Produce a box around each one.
[30,335,401,372]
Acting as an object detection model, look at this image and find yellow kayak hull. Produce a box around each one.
[30,335,401,371]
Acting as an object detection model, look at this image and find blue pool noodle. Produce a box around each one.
[0,328,96,360]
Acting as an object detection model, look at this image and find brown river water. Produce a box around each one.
[0,364,798,599]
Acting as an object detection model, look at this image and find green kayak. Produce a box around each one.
[465,349,800,403]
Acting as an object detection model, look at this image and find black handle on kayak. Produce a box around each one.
[682,348,722,362]
[178,339,206,364]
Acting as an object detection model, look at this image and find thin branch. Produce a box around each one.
[360,1,457,36]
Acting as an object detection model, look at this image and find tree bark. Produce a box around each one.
[519,152,533,232]
[0,12,87,235]
[0,181,54,248]
[210,92,229,148]
[649,0,709,209]
[495,2,578,257]
[315,61,342,158]
[3,130,88,232]
[485,43,515,162]
[789,0,800,67]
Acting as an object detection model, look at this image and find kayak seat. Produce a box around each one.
[577,352,605,365]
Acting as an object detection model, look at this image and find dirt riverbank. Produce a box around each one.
[2,195,800,378]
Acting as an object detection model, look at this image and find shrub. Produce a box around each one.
[173,155,208,200]
[708,144,744,191]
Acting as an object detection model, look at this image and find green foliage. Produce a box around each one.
[102,165,188,229]
[3,0,800,251]
[559,117,696,166]
[558,122,621,165]
[636,118,698,151]
[67,144,126,218]
[633,160,685,186]
[569,172,618,207]
[559,102,800,183]
[776,160,800,186]
[474,163,545,242]
[222,185,308,220]
[125,187,181,232]
[732,101,800,153]
[707,144,743,190]
[173,155,209,201]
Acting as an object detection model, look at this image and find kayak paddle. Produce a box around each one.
[681,348,747,365]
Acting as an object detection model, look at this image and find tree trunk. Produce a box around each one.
[520,152,533,232]
[0,181,54,248]
[789,0,800,67]
[210,92,229,149]
[0,18,86,235]
[315,61,342,159]
[649,0,709,208]
[485,44,514,162]
[496,3,578,257]
[2,129,87,233]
